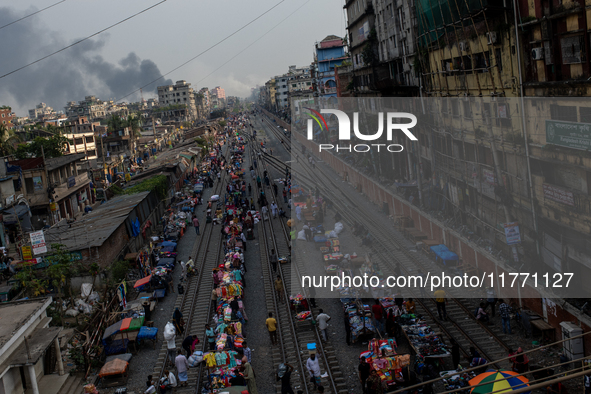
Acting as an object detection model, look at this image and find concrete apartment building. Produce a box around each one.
[28,103,55,121]
[0,107,14,128]
[63,116,99,161]
[64,96,107,120]
[313,35,348,98]
[157,80,197,120]
[373,0,419,91]
[275,75,290,108]
[211,86,226,100]
[0,297,65,394]
[7,153,92,227]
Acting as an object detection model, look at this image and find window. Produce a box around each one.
[1,114,4,117]
[495,48,503,72]
[561,35,585,64]
[451,99,461,117]
[25,178,35,194]
[580,107,591,123]
[292,84,297,88]
[551,104,577,122]
[462,100,472,118]
[441,99,449,114]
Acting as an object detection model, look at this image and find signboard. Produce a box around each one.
[22,246,32,260]
[67,176,76,188]
[546,119,591,150]
[483,168,496,185]
[50,202,57,211]
[30,230,47,255]
[543,183,575,206]
[504,222,522,245]
[32,176,43,191]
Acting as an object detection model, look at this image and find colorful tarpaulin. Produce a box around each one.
[134,275,152,288]
[102,317,145,340]
[469,370,530,393]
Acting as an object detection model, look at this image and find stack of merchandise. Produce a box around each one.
[402,320,451,358]
[289,293,310,313]
[342,300,376,343]
[203,350,243,390]
[441,367,476,392]
[359,339,410,389]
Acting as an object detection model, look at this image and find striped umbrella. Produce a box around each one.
[469,370,530,393]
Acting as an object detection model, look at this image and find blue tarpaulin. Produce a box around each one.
[430,244,459,264]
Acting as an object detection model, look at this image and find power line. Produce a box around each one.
[195,0,311,85]
[0,0,168,80]
[0,0,68,31]
[115,0,286,102]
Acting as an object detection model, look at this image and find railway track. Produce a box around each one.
[248,124,348,394]
[153,144,229,393]
[291,141,515,368]
[256,109,516,370]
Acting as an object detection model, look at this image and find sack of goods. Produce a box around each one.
[163,322,176,342]
[334,222,344,235]
[188,351,204,367]
[277,363,287,379]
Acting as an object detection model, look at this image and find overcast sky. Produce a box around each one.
[0,0,346,117]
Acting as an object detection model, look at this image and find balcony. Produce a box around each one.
[322,87,337,95]
[53,172,91,201]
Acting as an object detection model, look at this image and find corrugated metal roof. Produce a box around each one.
[44,191,151,252]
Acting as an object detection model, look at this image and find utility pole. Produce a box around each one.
[41,145,53,226]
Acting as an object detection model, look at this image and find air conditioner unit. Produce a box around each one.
[486,32,498,45]
[532,47,544,60]
[459,41,468,52]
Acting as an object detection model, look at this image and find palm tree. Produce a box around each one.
[126,113,143,137]
[0,124,22,156]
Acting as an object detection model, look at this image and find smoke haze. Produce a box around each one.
[0,6,172,117]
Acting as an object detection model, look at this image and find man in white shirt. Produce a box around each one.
[306,353,321,390]
[316,309,331,342]
[175,349,190,387]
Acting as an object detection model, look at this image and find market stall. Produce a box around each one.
[358,339,411,390]
[343,299,377,343]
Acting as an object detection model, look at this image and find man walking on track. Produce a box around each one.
[266,312,278,345]
[193,217,200,235]
[434,287,448,321]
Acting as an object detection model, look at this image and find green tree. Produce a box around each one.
[0,124,22,156]
[107,115,126,134]
[46,244,79,327]
[218,120,227,128]
[14,262,47,297]
[126,113,143,137]
[15,134,67,159]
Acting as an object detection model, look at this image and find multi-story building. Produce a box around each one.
[373,0,420,92]
[275,75,290,109]
[157,81,197,120]
[65,96,107,120]
[344,0,381,95]
[7,153,92,226]
[211,86,226,100]
[264,79,277,111]
[28,103,55,121]
[0,106,14,128]
[63,117,98,161]
[314,35,348,97]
